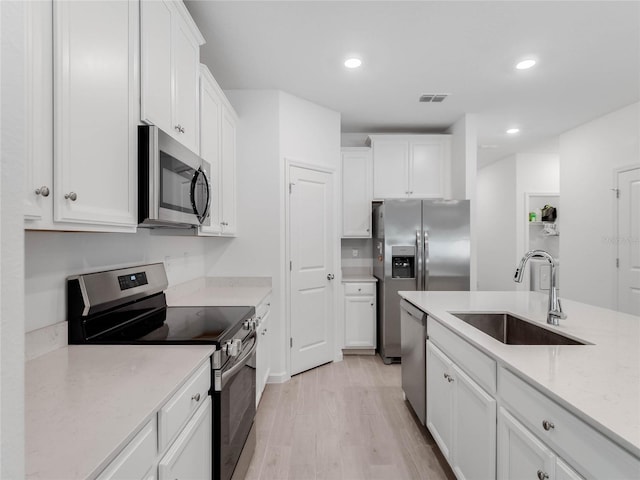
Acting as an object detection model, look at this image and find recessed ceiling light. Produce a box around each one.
[344,58,362,69]
[516,59,536,70]
[506,128,520,134]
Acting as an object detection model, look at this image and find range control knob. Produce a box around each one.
[230,339,242,357]
[243,320,251,330]
[223,340,234,355]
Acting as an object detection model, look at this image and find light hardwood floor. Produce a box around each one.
[246,355,455,480]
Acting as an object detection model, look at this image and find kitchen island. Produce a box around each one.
[399,290,640,479]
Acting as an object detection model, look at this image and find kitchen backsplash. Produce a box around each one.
[341,238,373,271]
[24,229,210,333]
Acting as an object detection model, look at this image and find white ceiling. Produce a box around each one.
[185,1,640,166]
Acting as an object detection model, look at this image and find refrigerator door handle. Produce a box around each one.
[424,230,430,290]
[416,230,423,291]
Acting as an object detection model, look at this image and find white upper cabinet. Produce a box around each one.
[141,0,204,153]
[369,134,451,200]
[220,105,237,236]
[51,0,138,228]
[341,148,372,238]
[198,64,237,237]
[199,65,223,235]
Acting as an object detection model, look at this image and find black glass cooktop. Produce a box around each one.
[139,306,255,343]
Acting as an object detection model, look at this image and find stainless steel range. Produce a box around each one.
[67,263,256,480]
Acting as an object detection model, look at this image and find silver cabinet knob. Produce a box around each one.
[64,192,77,201]
[191,393,201,402]
[174,124,184,133]
[366,228,370,232]
[327,273,335,280]
[443,373,454,382]
[537,470,549,480]
[542,420,555,431]
[370,303,374,306]
[35,186,50,197]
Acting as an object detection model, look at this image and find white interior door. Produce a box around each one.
[617,167,640,315]
[289,165,334,376]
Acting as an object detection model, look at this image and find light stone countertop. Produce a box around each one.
[26,344,215,480]
[166,276,272,307]
[398,290,640,457]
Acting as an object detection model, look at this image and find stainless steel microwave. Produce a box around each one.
[138,125,211,228]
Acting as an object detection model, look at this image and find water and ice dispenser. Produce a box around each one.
[391,246,415,279]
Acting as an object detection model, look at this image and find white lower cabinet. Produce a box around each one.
[498,407,556,480]
[426,340,496,480]
[343,283,376,349]
[96,359,212,480]
[256,296,272,406]
[158,397,212,480]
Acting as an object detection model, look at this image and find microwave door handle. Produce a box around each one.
[199,168,211,222]
[190,168,210,223]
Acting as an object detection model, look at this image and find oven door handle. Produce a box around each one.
[221,335,257,388]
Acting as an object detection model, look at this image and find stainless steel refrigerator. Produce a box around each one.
[373,199,470,364]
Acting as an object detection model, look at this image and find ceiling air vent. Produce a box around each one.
[419,93,449,103]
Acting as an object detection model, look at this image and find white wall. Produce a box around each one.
[1,1,26,475]
[477,151,560,291]
[515,152,561,288]
[448,114,478,290]
[206,90,340,381]
[204,89,285,378]
[477,157,517,290]
[559,102,640,309]
[25,230,210,332]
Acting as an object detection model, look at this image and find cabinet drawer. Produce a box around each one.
[344,283,375,296]
[499,368,640,479]
[428,319,496,394]
[158,360,210,451]
[96,418,157,480]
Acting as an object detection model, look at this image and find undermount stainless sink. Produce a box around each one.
[449,312,586,346]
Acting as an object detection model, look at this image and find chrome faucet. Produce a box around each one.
[514,250,566,326]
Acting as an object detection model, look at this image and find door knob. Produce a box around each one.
[327,273,335,280]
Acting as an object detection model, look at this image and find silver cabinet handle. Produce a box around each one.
[542,420,555,431]
[327,273,335,280]
[537,470,549,480]
[64,192,77,201]
[191,393,201,402]
[35,186,50,197]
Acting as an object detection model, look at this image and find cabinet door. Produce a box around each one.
[171,14,200,153]
[256,310,271,406]
[342,150,372,237]
[372,140,409,199]
[410,137,450,198]
[556,458,584,480]
[498,407,555,480]
[426,341,453,461]
[159,397,212,480]
[140,0,172,133]
[96,419,157,480]
[24,0,53,222]
[344,295,376,348]
[199,67,222,235]
[220,106,237,235]
[53,0,137,226]
[451,363,496,480]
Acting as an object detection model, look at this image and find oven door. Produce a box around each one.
[215,334,257,480]
[139,125,211,227]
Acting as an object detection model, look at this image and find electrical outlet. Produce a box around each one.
[352,248,359,258]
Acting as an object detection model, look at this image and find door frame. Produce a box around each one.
[284,158,340,379]
[613,163,640,311]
